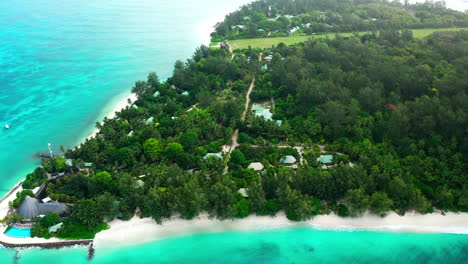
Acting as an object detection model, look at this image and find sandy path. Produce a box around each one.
[223,53,263,174]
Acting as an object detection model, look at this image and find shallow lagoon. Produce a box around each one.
[1,228,467,264]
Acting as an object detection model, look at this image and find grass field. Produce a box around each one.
[227,27,468,50]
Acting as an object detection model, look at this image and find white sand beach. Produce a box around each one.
[82,93,137,143]
[94,212,468,249]
[0,181,23,220]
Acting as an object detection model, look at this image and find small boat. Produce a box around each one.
[4,125,9,129]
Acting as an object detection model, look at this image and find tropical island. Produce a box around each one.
[1,0,467,247]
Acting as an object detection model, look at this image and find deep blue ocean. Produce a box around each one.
[1,0,467,263]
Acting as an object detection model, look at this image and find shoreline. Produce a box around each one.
[93,212,468,249]
[80,92,137,144]
[0,91,137,248]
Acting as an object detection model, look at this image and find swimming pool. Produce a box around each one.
[4,226,31,238]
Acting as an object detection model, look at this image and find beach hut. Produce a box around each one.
[280,155,297,166]
[48,222,63,233]
[238,188,249,198]
[203,153,223,160]
[153,91,160,97]
[248,162,265,172]
[232,25,245,30]
[318,155,334,166]
[132,104,139,110]
[65,159,73,167]
[181,91,189,96]
[145,117,154,126]
[135,179,145,189]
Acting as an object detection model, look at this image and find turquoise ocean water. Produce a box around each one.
[1,228,467,263]
[0,0,250,196]
[1,1,467,263]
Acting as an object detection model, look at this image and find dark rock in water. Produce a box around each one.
[14,249,20,264]
[88,242,95,260]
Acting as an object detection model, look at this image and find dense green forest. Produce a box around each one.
[211,0,468,40]
[9,1,467,240]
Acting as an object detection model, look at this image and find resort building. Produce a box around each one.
[318,155,334,166]
[248,162,265,172]
[252,106,273,121]
[145,117,154,126]
[17,196,67,220]
[153,91,160,97]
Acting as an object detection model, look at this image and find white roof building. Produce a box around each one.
[32,187,41,196]
[248,162,265,171]
[203,153,223,160]
[280,155,297,165]
[238,188,249,198]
